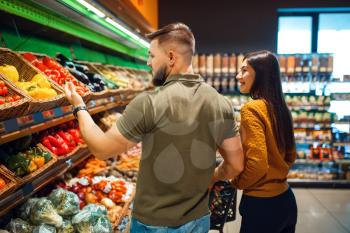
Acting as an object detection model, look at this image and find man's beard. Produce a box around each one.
[152,65,168,86]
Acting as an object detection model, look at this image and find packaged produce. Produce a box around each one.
[72,204,112,233]
[32,224,57,233]
[57,220,75,233]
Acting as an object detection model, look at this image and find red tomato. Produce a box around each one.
[2,87,8,96]
[0,81,5,88]
[0,99,5,105]
[13,95,21,101]
[6,97,14,102]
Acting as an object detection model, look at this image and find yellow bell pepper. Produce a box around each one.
[33,156,45,168]
[0,65,19,82]
[27,160,38,173]
[32,73,51,88]
[33,88,57,99]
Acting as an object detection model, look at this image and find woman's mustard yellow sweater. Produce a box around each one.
[232,99,297,197]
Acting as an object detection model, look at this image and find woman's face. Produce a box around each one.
[236,59,256,94]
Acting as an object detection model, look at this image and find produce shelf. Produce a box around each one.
[0,147,91,217]
[288,179,350,188]
[0,101,126,145]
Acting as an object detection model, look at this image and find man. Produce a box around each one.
[65,22,244,233]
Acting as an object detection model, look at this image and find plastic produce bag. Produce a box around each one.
[18,198,39,220]
[48,188,80,217]
[72,204,112,233]
[6,218,32,233]
[32,224,57,233]
[57,219,75,233]
[30,198,63,227]
[82,204,107,216]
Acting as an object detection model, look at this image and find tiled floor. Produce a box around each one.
[210,188,350,233]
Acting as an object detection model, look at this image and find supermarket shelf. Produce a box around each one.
[288,179,350,188]
[295,159,350,164]
[0,101,124,145]
[0,147,92,217]
[293,126,332,130]
[334,142,350,146]
[295,140,332,144]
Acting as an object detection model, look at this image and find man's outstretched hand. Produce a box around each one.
[64,82,85,107]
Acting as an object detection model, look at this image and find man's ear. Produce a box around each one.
[168,50,176,67]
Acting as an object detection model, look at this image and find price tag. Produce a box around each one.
[16,115,34,127]
[61,106,72,114]
[42,110,55,120]
[65,159,73,168]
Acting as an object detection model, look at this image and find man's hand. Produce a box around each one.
[64,82,85,107]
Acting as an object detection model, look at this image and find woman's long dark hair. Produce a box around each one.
[244,50,295,153]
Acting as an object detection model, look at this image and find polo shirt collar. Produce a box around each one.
[163,74,203,86]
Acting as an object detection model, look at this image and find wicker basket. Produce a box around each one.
[0,74,30,121]
[19,51,92,105]
[39,142,87,161]
[0,167,17,199]
[0,48,66,115]
[0,146,58,185]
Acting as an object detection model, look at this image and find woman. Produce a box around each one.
[232,50,298,233]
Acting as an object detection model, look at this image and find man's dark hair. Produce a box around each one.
[146,22,195,56]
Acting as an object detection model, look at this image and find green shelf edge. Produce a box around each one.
[0,0,148,61]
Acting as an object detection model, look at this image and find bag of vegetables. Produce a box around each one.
[57,219,75,233]
[72,204,112,233]
[32,224,57,233]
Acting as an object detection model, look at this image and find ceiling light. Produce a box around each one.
[77,0,105,18]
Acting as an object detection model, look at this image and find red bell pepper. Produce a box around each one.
[67,129,81,144]
[47,135,61,148]
[57,130,76,147]
[22,52,38,63]
[43,56,61,70]
[56,143,70,155]
[42,138,52,150]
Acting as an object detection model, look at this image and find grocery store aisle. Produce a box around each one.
[210,188,350,233]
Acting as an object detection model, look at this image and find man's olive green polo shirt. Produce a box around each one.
[116,74,239,227]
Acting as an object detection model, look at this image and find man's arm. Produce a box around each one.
[76,110,136,160]
[213,135,244,182]
[65,82,136,160]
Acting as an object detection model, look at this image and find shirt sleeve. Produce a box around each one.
[116,93,154,143]
[221,98,240,141]
[232,104,269,190]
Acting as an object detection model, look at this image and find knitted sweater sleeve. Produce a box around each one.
[233,104,269,190]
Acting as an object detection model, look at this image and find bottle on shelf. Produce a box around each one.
[221,53,229,94]
[206,54,214,87]
[213,53,221,92]
[192,54,199,74]
[199,54,207,78]
[228,53,237,94]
